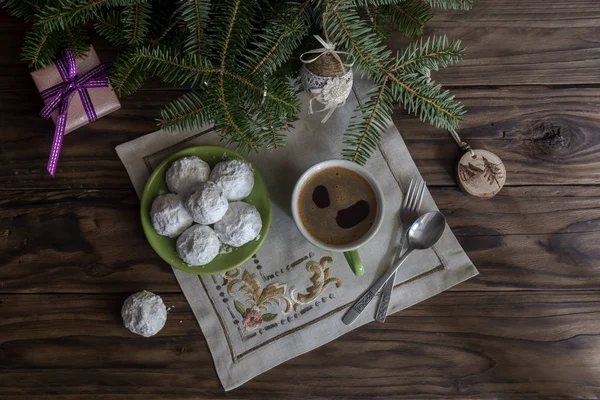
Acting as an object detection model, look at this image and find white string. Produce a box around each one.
[299,35,355,74]
[449,129,475,157]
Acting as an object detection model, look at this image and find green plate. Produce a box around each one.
[140,146,272,275]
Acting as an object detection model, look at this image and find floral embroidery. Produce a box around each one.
[241,306,263,329]
[225,256,342,331]
[227,270,291,330]
[290,256,342,311]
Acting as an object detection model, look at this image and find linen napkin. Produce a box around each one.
[116,81,478,391]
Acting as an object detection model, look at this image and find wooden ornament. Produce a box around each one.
[457,149,506,199]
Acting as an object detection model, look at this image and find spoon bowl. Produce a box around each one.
[342,210,447,325]
[407,211,446,250]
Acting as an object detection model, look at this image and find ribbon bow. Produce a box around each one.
[39,49,111,177]
[300,36,355,123]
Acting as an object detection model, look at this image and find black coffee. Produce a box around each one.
[297,166,377,246]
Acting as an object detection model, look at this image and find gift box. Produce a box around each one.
[30,45,120,134]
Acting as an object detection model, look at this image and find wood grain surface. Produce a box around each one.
[2,1,600,399]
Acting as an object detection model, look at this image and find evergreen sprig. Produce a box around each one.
[245,0,311,75]
[3,0,473,162]
[0,0,43,21]
[122,0,152,45]
[158,91,215,131]
[424,0,473,10]
[179,0,211,56]
[94,10,126,46]
[111,51,147,96]
[343,82,394,164]
[36,0,136,32]
[393,35,465,74]
[21,25,89,68]
[386,0,433,37]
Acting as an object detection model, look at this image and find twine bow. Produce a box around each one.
[299,35,355,73]
[300,35,355,123]
[39,49,111,177]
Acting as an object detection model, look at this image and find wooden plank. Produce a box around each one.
[388,1,600,86]
[432,1,600,28]
[0,189,179,293]
[1,186,598,293]
[1,291,599,398]
[394,86,600,185]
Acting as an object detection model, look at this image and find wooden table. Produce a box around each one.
[2,2,600,398]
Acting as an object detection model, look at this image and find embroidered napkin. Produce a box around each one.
[116,80,478,391]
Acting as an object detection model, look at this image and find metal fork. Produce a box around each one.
[375,177,426,322]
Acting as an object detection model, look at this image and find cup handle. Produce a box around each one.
[344,250,365,276]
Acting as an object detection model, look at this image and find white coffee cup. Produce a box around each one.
[291,160,385,276]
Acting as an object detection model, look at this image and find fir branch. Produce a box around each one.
[0,0,43,21]
[122,0,151,45]
[391,35,464,73]
[111,51,147,96]
[386,70,464,129]
[210,0,254,70]
[342,81,393,165]
[249,0,311,74]
[152,19,177,45]
[60,25,89,56]
[257,108,293,151]
[158,91,214,131]
[422,0,473,10]
[94,10,126,46]
[325,2,392,79]
[219,0,240,70]
[217,74,259,152]
[179,0,211,56]
[147,3,182,46]
[36,0,135,32]
[21,25,88,69]
[132,46,219,87]
[386,0,433,37]
[151,22,177,46]
[263,110,286,151]
[235,100,292,151]
[353,0,416,5]
[226,72,299,115]
[21,27,58,68]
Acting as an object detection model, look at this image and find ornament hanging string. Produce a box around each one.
[299,35,355,74]
[300,35,355,123]
[39,49,111,177]
[449,128,475,157]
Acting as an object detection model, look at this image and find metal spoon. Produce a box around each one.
[342,211,446,325]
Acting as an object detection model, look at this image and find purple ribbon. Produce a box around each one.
[40,49,111,177]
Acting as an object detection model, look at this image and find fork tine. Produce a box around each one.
[409,179,424,212]
[407,179,419,211]
[406,178,417,210]
[403,178,415,209]
[416,180,426,211]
